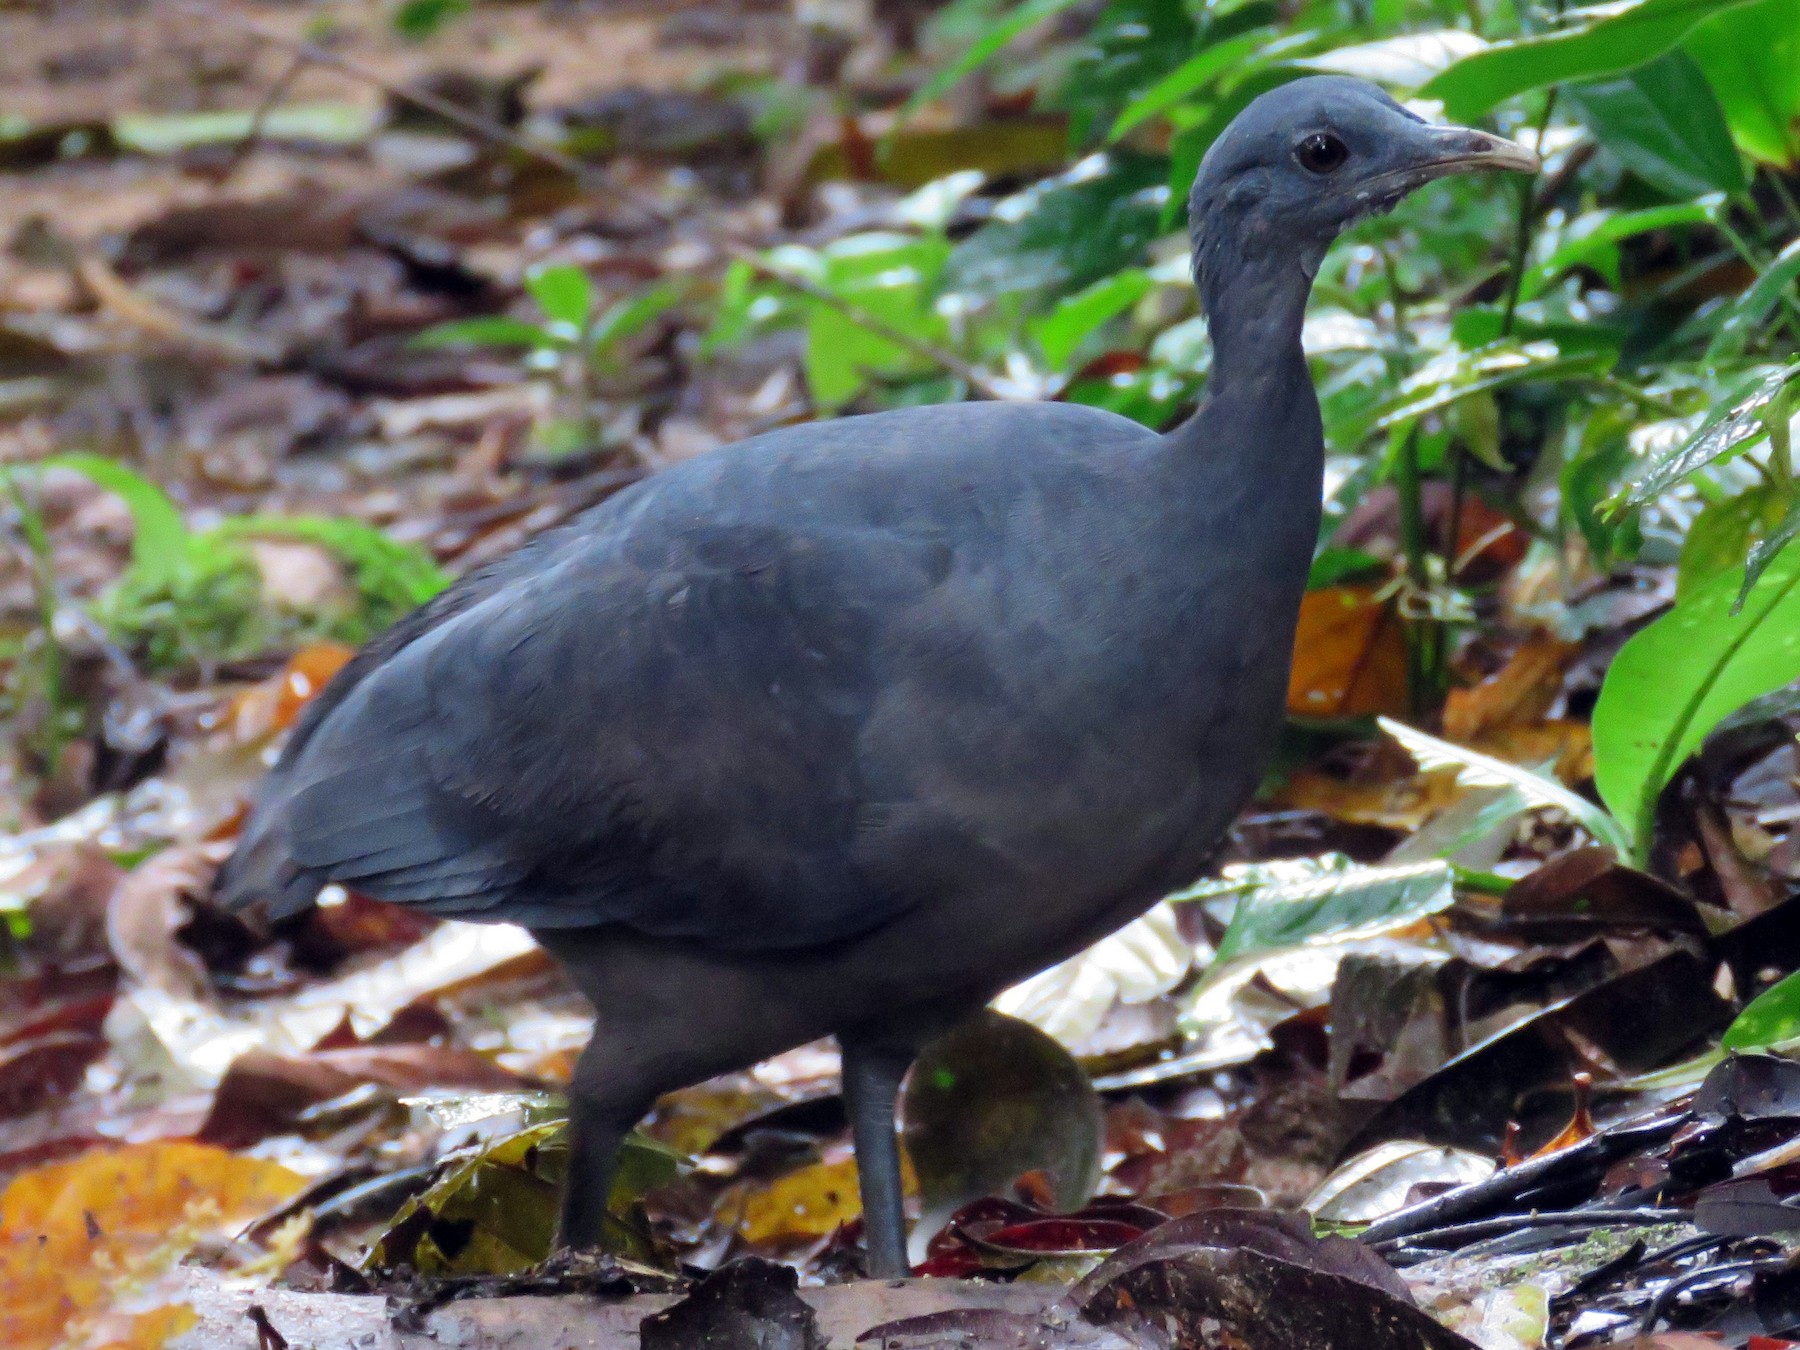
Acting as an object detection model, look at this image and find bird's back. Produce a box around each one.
[218,397,1279,968]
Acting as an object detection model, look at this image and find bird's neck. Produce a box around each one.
[1193,226,1318,396]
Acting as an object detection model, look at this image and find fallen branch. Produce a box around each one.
[76,253,280,365]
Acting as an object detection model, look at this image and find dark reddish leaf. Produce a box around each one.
[198,1045,534,1148]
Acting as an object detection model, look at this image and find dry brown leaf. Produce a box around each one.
[1442,636,1578,744]
[198,1043,534,1148]
[1276,767,1463,831]
[105,843,221,1004]
[1286,587,1409,720]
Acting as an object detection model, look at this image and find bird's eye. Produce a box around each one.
[1295,133,1349,175]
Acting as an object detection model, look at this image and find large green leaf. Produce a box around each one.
[941,154,1168,302]
[1420,0,1765,119]
[1178,854,1456,987]
[1685,0,1800,167]
[802,233,952,407]
[1564,50,1746,199]
[1378,717,1632,855]
[1108,27,1279,140]
[523,264,593,332]
[1592,543,1800,861]
[1622,363,1800,506]
[1724,968,1800,1050]
[1028,269,1152,369]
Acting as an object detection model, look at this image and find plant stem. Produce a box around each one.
[1499,87,1558,335]
[1393,426,1435,714]
[3,471,66,776]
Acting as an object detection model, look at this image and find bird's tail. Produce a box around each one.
[212,790,325,924]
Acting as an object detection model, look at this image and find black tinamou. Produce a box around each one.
[216,76,1534,1277]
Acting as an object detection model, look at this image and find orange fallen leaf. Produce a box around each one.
[229,640,356,743]
[1286,587,1409,720]
[1443,636,1578,744]
[1276,766,1463,831]
[0,1142,304,1350]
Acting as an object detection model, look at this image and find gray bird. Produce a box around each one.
[216,76,1535,1277]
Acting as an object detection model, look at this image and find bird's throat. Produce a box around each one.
[1194,234,1319,399]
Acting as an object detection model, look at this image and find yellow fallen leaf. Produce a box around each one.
[738,1157,865,1245]
[0,1142,304,1350]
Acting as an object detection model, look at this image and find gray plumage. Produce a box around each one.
[216,76,1535,1276]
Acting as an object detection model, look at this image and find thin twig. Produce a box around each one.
[217,49,310,188]
[180,0,1010,399]
[76,252,280,364]
[169,0,598,185]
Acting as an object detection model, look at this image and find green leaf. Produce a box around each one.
[1740,500,1800,597]
[941,154,1168,303]
[41,454,189,592]
[1684,0,1800,167]
[1723,967,1800,1050]
[591,282,683,357]
[1108,27,1277,141]
[216,515,450,613]
[1676,484,1788,598]
[1564,50,1746,199]
[112,103,375,154]
[802,233,951,407]
[394,0,472,39]
[1593,543,1800,861]
[1622,363,1800,506]
[1378,717,1633,856]
[1520,200,1719,301]
[1367,339,1612,441]
[1707,236,1800,361]
[1420,0,1766,120]
[899,0,1088,126]
[1179,854,1455,986]
[1028,269,1153,369]
[409,316,562,350]
[524,264,593,332]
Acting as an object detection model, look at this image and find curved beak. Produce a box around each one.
[1413,124,1542,179]
[1350,122,1539,213]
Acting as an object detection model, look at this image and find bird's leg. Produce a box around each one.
[555,1035,653,1251]
[839,1034,916,1278]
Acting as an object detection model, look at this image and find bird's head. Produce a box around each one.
[1189,75,1538,287]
